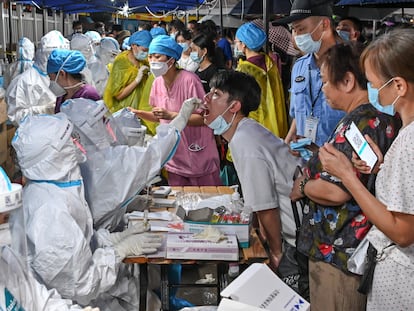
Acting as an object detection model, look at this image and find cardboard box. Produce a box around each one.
[183,221,250,248]
[176,193,251,248]
[166,232,239,261]
[0,97,6,124]
[0,122,7,164]
[221,263,310,311]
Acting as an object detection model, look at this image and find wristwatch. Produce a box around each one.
[299,177,310,196]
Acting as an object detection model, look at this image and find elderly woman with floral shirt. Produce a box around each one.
[290,42,401,311]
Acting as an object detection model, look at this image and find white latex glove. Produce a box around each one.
[170,97,203,132]
[107,221,149,245]
[114,233,163,259]
[82,307,100,311]
[135,65,149,84]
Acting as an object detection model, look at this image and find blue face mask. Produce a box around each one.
[367,78,400,116]
[337,30,350,42]
[294,21,323,54]
[178,42,189,52]
[134,50,148,61]
[190,51,203,64]
[207,104,236,135]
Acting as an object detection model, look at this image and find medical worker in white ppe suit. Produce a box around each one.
[0,166,99,311]
[3,37,35,89]
[10,113,163,311]
[6,30,69,125]
[61,96,201,231]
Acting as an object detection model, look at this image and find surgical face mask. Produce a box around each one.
[234,45,244,58]
[337,30,351,42]
[294,21,323,54]
[207,103,236,135]
[178,42,190,53]
[134,50,148,61]
[150,60,171,77]
[367,78,400,116]
[190,51,203,64]
[49,71,66,97]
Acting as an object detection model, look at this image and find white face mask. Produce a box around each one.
[207,103,236,135]
[294,21,324,54]
[150,60,172,77]
[49,71,66,97]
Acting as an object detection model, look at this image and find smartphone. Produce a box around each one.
[344,122,378,172]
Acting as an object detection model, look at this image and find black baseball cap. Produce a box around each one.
[274,0,333,25]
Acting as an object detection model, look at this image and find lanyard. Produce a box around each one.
[308,64,322,117]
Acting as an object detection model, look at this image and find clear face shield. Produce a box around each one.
[113,108,146,146]
[61,99,128,150]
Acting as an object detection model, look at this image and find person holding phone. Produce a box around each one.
[289,42,401,310]
[318,28,414,311]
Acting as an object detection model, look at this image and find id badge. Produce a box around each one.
[304,116,319,143]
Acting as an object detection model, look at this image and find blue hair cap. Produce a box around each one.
[148,35,183,60]
[47,49,86,74]
[129,30,153,48]
[236,22,267,52]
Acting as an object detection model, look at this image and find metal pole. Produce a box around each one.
[8,0,13,62]
[219,0,224,36]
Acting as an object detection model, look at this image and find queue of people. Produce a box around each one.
[1,2,414,310]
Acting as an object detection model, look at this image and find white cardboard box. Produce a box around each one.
[166,232,239,261]
[220,263,310,311]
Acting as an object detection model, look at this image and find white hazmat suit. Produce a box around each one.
[0,246,93,311]
[0,165,95,311]
[6,30,69,125]
[3,37,34,89]
[11,113,162,310]
[60,98,197,231]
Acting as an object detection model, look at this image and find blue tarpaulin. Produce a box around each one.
[15,0,204,13]
[336,0,414,6]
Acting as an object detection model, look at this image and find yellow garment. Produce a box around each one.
[236,53,288,138]
[103,50,158,135]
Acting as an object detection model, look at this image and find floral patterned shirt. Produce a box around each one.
[297,104,402,272]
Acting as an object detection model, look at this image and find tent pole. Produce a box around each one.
[263,0,271,53]
[372,20,377,40]
[219,0,223,36]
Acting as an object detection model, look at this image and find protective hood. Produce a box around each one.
[2,37,35,89]
[17,37,35,61]
[12,113,80,181]
[60,98,127,150]
[34,30,70,73]
[113,108,146,146]
[70,33,95,62]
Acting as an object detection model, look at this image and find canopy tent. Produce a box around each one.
[336,0,414,6]
[15,0,204,14]
[230,0,292,16]
[334,0,414,19]
[333,6,396,19]
[199,14,245,27]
